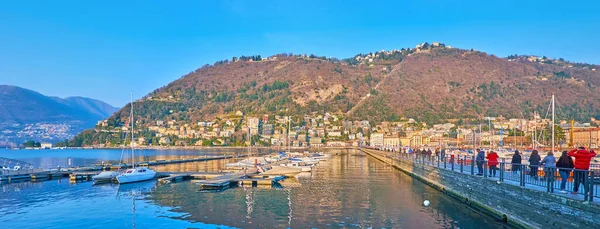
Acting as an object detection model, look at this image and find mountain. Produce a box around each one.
[0,85,118,146]
[72,43,600,146]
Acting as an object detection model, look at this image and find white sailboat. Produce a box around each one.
[117,93,156,184]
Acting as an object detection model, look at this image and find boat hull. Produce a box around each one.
[92,171,119,182]
[116,172,156,184]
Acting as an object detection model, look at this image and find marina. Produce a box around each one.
[0,148,507,228]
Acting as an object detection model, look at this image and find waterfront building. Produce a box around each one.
[370,133,384,147]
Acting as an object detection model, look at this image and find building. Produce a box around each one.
[383,136,400,148]
[262,124,274,135]
[567,128,600,148]
[370,133,384,147]
[248,117,260,129]
[40,143,52,149]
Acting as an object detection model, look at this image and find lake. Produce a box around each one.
[0,148,508,228]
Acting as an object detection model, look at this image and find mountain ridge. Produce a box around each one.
[0,85,118,146]
[71,43,600,146]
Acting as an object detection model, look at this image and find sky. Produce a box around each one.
[1,0,599,107]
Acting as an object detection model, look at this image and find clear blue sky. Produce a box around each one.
[1,0,598,107]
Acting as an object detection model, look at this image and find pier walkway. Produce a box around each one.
[361,148,600,229]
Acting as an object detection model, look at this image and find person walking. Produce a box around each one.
[476,149,485,176]
[556,151,574,193]
[529,150,541,179]
[486,151,499,177]
[511,150,522,175]
[568,147,597,194]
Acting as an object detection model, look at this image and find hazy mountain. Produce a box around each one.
[0,85,118,146]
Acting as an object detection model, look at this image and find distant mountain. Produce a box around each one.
[0,85,117,146]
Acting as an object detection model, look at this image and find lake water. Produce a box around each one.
[0,149,509,228]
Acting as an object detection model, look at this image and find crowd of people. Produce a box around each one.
[505,147,596,194]
[390,145,597,195]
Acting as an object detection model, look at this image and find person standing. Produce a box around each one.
[556,151,574,193]
[476,149,485,176]
[529,150,541,179]
[540,152,557,184]
[568,147,597,194]
[486,151,499,177]
[511,150,522,175]
[441,148,446,162]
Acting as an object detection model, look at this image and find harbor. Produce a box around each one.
[0,148,508,228]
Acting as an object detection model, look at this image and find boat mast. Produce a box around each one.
[533,111,537,149]
[552,94,555,154]
[288,115,292,153]
[131,93,135,169]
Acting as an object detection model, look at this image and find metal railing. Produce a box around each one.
[384,150,598,201]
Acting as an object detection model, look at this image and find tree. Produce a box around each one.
[23,140,38,148]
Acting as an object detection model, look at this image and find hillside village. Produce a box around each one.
[88,109,600,151]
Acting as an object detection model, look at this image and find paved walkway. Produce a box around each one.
[371,150,599,204]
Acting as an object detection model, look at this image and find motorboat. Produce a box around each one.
[289,157,320,165]
[225,161,255,168]
[310,153,331,161]
[280,162,312,172]
[258,165,302,176]
[92,171,119,183]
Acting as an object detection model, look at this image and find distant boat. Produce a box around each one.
[116,93,156,184]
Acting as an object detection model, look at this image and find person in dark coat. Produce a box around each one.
[511,150,522,174]
[529,150,541,179]
[556,150,574,193]
[476,149,485,176]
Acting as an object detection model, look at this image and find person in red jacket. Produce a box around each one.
[486,151,499,177]
[567,147,597,194]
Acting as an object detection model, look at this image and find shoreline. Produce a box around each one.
[9,146,356,151]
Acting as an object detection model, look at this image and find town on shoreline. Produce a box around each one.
[37,111,600,152]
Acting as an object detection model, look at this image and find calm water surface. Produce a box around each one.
[0,148,272,169]
[0,149,508,228]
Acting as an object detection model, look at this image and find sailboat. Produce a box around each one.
[116,93,156,184]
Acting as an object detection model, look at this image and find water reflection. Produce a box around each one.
[0,149,508,228]
[147,149,508,228]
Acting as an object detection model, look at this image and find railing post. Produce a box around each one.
[546,167,551,193]
[484,162,488,178]
[500,158,505,182]
[520,164,525,186]
[444,156,447,169]
[460,155,464,173]
[470,155,475,175]
[589,171,594,202]
[451,156,454,171]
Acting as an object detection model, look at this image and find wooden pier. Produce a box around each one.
[1,169,69,182]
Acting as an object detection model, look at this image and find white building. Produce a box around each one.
[370,133,384,147]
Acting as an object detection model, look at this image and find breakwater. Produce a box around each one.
[360,148,600,229]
